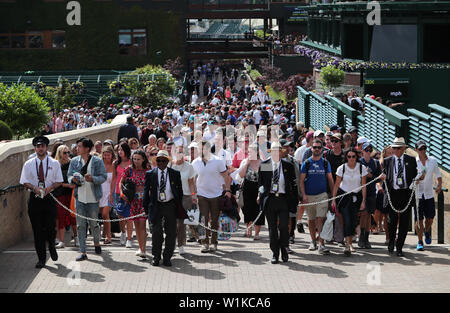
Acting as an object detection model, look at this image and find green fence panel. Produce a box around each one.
[407,109,430,148]
[297,86,309,125]
[428,104,450,170]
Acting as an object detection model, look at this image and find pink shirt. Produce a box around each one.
[115,161,130,193]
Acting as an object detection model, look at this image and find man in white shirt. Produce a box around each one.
[68,138,107,262]
[294,131,314,164]
[414,140,442,251]
[253,106,262,125]
[192,141,232,253]
[20,136,63,268]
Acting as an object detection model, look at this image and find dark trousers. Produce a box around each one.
[339,198,358,238]
[387,189,412,251]
[265,194,289,258]
[151,200,177,261]
[28,194,57,263]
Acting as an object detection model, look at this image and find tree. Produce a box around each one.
[319,65,345,92]
[0,83,49,138]
[33,78,86,112]
[256,59,283,86]
[163,57,183,80]
[109,65,177,109]
[0,120,13,141]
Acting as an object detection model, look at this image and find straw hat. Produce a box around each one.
[153,150,172,163]
[391,137,407,148]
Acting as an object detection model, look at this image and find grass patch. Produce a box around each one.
[249,69,262,81]
[267,86,288,103]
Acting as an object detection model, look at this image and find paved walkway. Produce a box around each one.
[1,217,449,293]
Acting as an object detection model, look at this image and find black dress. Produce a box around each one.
[242,164,265,225]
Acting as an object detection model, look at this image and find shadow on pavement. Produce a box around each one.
[89,250,148,273]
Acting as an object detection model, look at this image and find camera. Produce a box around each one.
[72,172,85,186]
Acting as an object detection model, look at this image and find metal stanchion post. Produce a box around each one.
[437,188,448,244]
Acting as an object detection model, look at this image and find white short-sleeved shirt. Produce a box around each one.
[192,155,227,198]
[214,148,233,167]
[336,163,368,193]
[416,156,441,199]
[294,144,308,164]
[171,161,196,196]
[20,156,63,189]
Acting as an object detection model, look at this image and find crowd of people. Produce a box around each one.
[41,101,123,135]
[20,67,442,269]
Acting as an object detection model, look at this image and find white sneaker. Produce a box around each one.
[120,232,126,246]
[178,246,185,255]
[55,238,60,245]
[125,239,133,248]
[136,249,147,258]
[318,245,330,255]
[308,241,317,251]
[55,242,65,249]
[201,244,209,253]
[209,244,217,252]
[74,237,79,247]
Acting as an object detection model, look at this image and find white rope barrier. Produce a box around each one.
[47,174,414,236]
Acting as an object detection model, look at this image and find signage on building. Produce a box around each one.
[364,78,410,101]
[285,6,308,24]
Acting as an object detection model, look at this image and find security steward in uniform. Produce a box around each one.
[20,136,63,268]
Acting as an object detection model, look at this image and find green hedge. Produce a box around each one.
[0,120,13,141]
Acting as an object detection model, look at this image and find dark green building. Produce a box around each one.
[0,0,186,71]
[302,1,450,112]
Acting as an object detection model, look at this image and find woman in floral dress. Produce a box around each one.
[120,150,149,258]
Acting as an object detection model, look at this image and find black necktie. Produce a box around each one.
[159,170,166,197]
[397,158,405,189]
[272,163,280,185]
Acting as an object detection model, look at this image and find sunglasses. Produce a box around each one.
[312,146,322,150]
[347,155,357,159]
[418,147,427,151]
[331,140,340,143]
[63,151,70,155]
[156,159,168,163]
[392,147,402,150]
[149,153,157,156]
[364,148,373,153]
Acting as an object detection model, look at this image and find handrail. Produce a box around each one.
[363,96,409,127]
[429,103,450,117]
[407,108,430,121]
[327,96,356,118]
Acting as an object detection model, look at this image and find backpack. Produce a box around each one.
[304,158,329,180]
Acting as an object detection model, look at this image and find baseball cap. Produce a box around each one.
[415,140,427,149]
[362,142,373,151]
[348,126,357,133]
[306,131,314,140]
[329,125,341,132]
[332,133,342,141]
[357,137,369,145]
[314,130,324,137]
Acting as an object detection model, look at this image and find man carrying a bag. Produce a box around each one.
[299,139,335,255]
